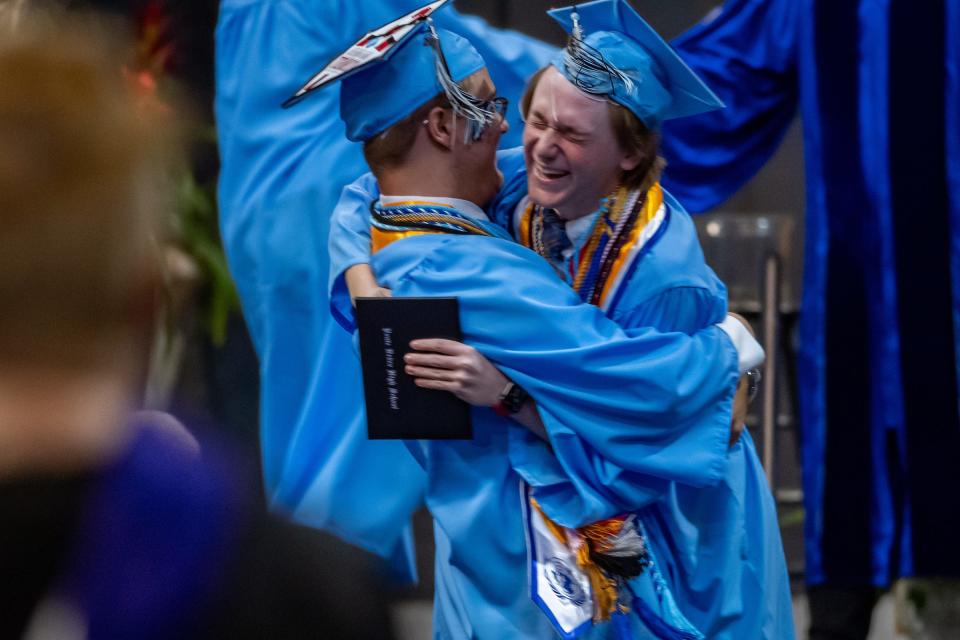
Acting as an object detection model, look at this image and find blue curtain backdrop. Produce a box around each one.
[662,0,960,585]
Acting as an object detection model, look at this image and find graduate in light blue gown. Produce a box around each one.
[329,2,793,637]
[215,0,555,577]
[302,3,776,638]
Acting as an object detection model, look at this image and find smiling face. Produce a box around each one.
[522,66,640,220]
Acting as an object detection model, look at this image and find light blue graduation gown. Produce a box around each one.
[330,151,793,637]
[214,0,554,574]
[340,227,740,638]
[492,156,795,639]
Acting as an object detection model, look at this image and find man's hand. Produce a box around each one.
[405,338,508,406]
[405,339,550,441]
[727,312,758,447]
[730,375,749,447]
[345,264,391,304]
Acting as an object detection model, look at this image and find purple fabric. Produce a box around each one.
[57,424,241,639]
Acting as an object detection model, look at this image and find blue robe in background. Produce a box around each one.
[214,0,554,572]
[660,0,960,585]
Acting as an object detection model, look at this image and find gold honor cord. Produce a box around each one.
[370,201,498,253]
[520,183,664,309]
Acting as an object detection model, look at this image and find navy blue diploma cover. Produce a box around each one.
[355,297,472,440]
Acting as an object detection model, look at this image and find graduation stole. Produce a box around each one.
[519,186,704,638]
[524,485,703,640]
[516,183,667,312]
[525,493,649,630]
[370,200,508,254]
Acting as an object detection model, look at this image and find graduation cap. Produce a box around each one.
[548,0,724,130]
[283,0,498,143]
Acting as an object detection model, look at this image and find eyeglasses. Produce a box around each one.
[461,95,508,141]
[425,20,509,142]
[482,96,509,121]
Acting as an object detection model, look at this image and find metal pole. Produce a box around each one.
[760,252,782,489]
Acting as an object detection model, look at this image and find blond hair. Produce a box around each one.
[0,9,176,367]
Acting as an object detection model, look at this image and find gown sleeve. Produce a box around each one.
[512,285,732,524]
[661,0,801,212]
[328,172,381,331]
[619,285,727,336]
[372,237,741,526]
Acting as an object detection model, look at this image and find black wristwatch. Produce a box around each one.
[745,368,762,403]
[493,381,529,416]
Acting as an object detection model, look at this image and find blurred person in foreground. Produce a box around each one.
[0,8,393,639]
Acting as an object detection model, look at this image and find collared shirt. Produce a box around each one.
[380,195,490,222]
[561,211,600,262]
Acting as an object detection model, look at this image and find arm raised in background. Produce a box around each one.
[661,0,801,212]
[215,0,556,567]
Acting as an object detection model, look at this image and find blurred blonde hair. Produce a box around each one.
[0,0,30,30]
[0,6,177,368]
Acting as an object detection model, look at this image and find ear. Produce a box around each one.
[619,149,643,172]
[424,106,455,150]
